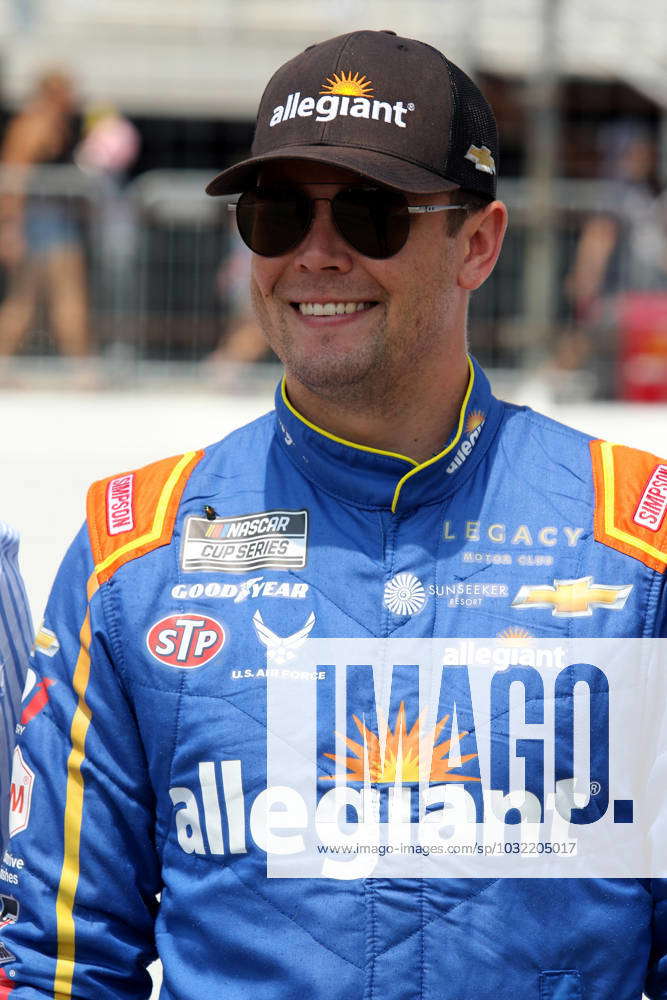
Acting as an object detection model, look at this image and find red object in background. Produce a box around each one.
[618,293,667,401]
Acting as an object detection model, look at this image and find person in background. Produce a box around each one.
[0,70,90,366]
[74,103,141,354]
[205,226,273,386]
[0,522,31,850]
[566,123,667,311]
[558,122,667,393]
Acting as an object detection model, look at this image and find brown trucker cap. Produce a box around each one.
[206,29,498,198]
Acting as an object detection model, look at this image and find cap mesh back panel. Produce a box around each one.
[445,60,498,198]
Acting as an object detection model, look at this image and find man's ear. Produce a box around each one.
[457,201,508,291]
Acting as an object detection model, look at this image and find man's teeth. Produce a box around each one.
[298,302,372,316]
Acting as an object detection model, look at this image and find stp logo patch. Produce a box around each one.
[146,614,226,668]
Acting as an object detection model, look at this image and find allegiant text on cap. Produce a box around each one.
[270,92,414,128]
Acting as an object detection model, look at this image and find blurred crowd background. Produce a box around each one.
[0,0,666,401]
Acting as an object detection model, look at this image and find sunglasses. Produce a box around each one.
[227,185,466,259]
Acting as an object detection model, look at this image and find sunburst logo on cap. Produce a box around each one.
[320,71,374,98]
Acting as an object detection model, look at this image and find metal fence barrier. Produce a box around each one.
[0,166,650,393]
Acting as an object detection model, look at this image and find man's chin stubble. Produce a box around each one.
[253,297,394,407]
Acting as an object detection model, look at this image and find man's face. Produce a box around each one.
[250,161,467,407]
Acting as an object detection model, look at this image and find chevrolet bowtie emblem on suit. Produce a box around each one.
[511,577,633,617]
[465,144,496,174]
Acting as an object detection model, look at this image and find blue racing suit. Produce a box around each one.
[1,357,667,999]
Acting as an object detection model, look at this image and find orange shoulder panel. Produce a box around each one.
[86,449,204,584]
[590,439,667,573]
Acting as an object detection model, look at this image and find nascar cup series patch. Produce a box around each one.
[181,510,308,573]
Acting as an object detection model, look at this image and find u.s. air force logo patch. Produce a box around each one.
[181,510,308,573]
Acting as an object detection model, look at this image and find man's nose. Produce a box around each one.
[292,197,354,273]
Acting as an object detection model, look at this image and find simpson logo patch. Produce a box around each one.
[181,511,308,573]
[106,473,134,536]
[633,464,667,533]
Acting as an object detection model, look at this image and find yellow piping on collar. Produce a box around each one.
[280,379,419,467]
[390,356,475,513]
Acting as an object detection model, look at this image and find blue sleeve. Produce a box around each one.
[645,570,667,996]
[0,525,160,998]
[647,880,667,998]
[656,572,667,638]
[0,524,32,851]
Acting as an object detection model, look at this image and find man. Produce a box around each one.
[0,70,90,363]
[2,29,667,1000]
[0,523,31,847]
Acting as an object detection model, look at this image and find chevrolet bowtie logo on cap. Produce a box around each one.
[465,144,496,174]
[511,577,633,618]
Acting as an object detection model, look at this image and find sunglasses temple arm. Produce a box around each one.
[406,205,466,214]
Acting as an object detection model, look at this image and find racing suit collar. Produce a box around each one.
[274,356,503,512]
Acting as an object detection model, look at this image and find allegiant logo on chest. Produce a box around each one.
[446,412,485,475]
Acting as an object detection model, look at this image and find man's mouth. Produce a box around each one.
[292,301,378,317]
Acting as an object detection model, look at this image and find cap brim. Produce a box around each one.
[205,145,459,196]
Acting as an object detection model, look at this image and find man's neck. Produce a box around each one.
[284,356,471,464]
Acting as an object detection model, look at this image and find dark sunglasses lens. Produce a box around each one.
[333,188,409,258]
[236,188,311,256]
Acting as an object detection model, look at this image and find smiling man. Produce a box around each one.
[244,160,503,458]
[2,29,667,1000]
